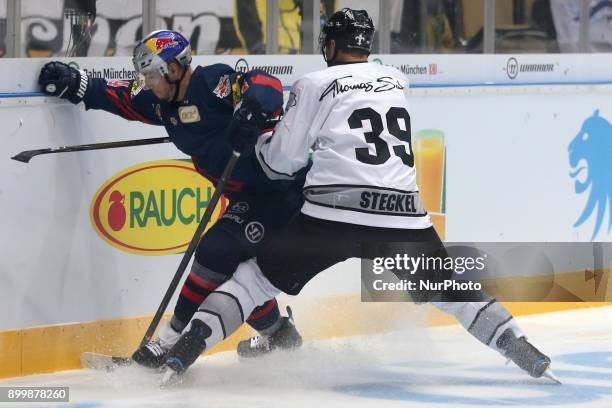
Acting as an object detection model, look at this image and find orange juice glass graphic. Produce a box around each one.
[413,129,446,239]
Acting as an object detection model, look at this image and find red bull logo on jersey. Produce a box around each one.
[90,160,227,256]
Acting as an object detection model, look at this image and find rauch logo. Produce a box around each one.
[90,160,228,255]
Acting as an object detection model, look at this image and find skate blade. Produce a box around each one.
[159,367,181,388]
[542,368,562,384]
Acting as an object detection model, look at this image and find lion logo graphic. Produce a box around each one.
[568,110,612,240]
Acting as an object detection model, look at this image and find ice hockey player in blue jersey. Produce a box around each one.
[37,30,303,367]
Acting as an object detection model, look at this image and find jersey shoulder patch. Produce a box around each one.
[213,75,231,99]
[192,65,236,101]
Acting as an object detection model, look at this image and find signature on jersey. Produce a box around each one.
[319,75,405,101]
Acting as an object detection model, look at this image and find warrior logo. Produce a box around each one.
[245,221,265,243]
[235,58,249,73]
[506,57,519,80]
[569,110,612,240]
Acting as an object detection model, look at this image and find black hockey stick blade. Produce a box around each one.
[80,352,132,371]
[11,149,51,163]
[11,136,171,164]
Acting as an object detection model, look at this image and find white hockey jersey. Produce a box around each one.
[256,62,432,229]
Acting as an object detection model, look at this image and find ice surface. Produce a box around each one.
[1,306,611,408]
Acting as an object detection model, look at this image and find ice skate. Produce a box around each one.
[163,319,212,378]
[132,322,181,369]
[496,328,560,383]
[237,307,303,358]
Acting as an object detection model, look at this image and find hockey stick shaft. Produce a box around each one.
[139,150,241,348]
[11,136,171,163]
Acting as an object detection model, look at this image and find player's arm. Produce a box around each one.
[38,61,162,125]
[254,77,317,180]
[225,69,285,154]
[237,69,284,122]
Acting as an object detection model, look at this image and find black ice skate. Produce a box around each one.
[237,306,303,358]
[132,322,182,369]
[496,329,560,383]
[132,338,172,369]
[161,318,212,385]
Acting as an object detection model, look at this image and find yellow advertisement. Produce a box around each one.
[90,160,228,256]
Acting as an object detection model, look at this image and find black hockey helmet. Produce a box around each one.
[319,8,375,64]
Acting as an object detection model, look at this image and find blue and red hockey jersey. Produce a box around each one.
[82,63,297,194]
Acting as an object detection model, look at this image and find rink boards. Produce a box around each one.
[1,54,612,378]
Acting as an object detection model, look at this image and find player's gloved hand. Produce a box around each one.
[228,97,272,154]
[38,61,89,104]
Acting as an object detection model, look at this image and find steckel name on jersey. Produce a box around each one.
[256,62,432,229]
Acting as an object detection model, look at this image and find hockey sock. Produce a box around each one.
[172,261,228,331]
[183,258,281,356]
[247,298,282,335]
[172,260,282,335]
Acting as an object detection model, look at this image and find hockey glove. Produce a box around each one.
[38,61,89,104]
[228,97,272,154]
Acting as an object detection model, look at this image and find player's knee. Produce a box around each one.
[233,259,281,305]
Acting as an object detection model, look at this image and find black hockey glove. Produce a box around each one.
[38,61,89,104]
[228,97,272,154]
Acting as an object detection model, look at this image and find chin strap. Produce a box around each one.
[165,65,188,102]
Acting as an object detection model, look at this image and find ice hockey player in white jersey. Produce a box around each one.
[159,8,559,386]
[257,48,429,229]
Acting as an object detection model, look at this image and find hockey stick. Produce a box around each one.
[140,150,240,346]
[11,136,171,163]
[81,151,241,370]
